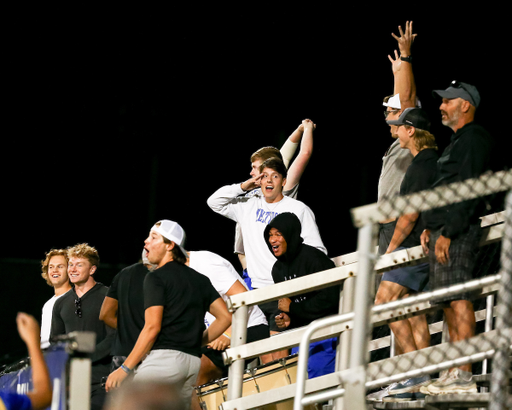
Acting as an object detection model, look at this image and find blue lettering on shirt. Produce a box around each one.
[255,208,280,224]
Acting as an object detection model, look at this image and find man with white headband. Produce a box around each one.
[105,220,231,409]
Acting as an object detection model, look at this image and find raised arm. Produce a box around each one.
[207,183,248,221]
[280,124,302,168]
[284,119,314,191]
[17,312,53,410]
[389,21,417,109]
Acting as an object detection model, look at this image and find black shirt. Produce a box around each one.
[143,261,220,357]
[51,282,115,383]
[400,148,439,248]
[264,212,339,329]
[107,263,149,357]
[424,122,493,238]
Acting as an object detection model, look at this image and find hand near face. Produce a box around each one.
[241,173,263,192]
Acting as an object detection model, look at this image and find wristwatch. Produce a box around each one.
[400,55,412,63]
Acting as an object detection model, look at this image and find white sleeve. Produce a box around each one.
[280,138,299,168]
[300,206,328,255]
[206,183,247,222]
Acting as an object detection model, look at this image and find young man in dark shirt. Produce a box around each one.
[420,81,493,395]
[105,220,231,409]
[99,251,155,372]
[377,107,439,401]
[51,243,115,410]
[264,212,340,379]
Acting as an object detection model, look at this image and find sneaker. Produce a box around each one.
[366,382,398,402]
[420,370,450,394]
[383,392,413,402]
[425,368,477,395]
[383,391,427,402]
[387,375,431,395]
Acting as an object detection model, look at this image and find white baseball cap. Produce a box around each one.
[151,220,188,258]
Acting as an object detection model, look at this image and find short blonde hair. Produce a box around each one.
[41,249,68,287]
[67,243,100,267]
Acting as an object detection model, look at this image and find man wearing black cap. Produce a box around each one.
[373,108,438,402]
[419,81,493,395]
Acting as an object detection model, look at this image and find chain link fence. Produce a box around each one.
[340,170,512,410]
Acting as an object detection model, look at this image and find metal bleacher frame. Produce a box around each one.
[218,170,512,410]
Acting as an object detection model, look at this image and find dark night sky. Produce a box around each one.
[1,6,507,360]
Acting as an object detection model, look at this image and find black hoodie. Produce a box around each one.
[264,212,340,329]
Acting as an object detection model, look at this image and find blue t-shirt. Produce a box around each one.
[0,391,32,410]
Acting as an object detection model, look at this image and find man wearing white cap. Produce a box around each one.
[378,21,419,255]
[105,220,231,409]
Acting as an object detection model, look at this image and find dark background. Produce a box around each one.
[1,6,507,362]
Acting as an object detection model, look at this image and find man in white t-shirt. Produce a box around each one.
[186,250,268,394]
[207,157,326,362]
[39,248,72,348]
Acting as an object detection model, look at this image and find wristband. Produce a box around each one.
[223,333,231,339]
[400,55,412,63]
[120,364,133,374]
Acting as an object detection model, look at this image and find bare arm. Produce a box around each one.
[284,119,314,191]
[105,305,163,392]
[389,21,417,109]
[202,298,232,346]
[386,212,419,253]
[17,313,52,410]
[207,280,247,350]
[99,296,118,329]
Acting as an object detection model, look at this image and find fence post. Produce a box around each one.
[342,222,378,410]
[226,304,248,401]
[490,190,512,410]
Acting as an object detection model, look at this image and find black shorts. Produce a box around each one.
[428,225,482,304]
[202,323,269,375]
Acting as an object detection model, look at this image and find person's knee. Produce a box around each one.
[375,282,404,305]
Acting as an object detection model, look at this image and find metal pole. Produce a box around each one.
[490,190,512,410]
[343,222,378,410]
[226,304,248,401]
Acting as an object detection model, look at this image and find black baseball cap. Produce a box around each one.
[432,81,480,108]
[386,107,431,131]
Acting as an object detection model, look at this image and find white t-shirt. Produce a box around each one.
[40,290,70,348]
[188,250,267,328]
[207,183,326,289]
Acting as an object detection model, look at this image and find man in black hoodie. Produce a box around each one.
[264,212,340,377]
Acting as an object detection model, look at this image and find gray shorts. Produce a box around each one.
[134,349,201,409]
[428,225,482,304]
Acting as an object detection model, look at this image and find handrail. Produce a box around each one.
[293,274,502,410]
[223,281,499,364]
[222,210,504,405]
[227,212,503,310]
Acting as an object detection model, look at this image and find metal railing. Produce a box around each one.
[219,169,511,410]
